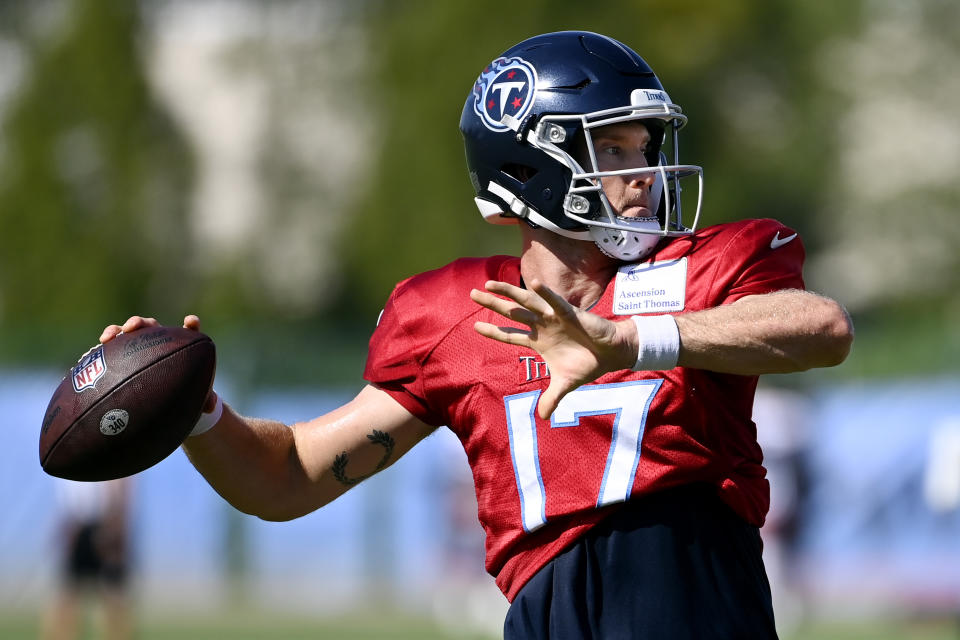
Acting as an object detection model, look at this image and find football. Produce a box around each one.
[39,326,216,481]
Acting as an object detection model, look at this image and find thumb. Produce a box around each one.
[537,378,574,421]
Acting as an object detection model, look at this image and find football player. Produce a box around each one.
[102,31,853,638]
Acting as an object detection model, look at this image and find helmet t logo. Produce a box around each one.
[491,81,526,116]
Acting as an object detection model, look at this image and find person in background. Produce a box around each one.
[41,478,133,640]
[754,386,814,635]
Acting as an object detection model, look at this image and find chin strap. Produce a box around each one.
[476,179,671,259]
[480,181,591,241]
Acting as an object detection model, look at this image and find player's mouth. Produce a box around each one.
[618,203,652,218]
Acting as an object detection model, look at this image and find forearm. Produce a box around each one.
[181,385,434,521]
[181,406,319,521]
[671,289,853,375]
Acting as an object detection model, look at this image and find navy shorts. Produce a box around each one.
[64,523,128,588]
[503,485,778,639]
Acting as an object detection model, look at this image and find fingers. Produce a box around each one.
[538,377,578,421]
[471,290,540,327]
[98,315,203,344]
[122,316,158,332]
[475,279,576,324]
[99,316,159,343]
[99,325,122,343]
[202,388,219,413]
[528,279,575,318]
[478,279,525,300]
[473,321,531,347]
[478,280,552,315]
[537,390,559,421]
[470,287,518,317]
[537,380,566,420]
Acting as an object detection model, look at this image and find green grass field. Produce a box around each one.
[3,608,960,640]
[0,608,497,640]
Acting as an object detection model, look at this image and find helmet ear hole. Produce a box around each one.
[501,163,538,184]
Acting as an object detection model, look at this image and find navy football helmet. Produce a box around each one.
[460,31,702,260]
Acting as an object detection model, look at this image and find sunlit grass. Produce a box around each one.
[3,608,960,640]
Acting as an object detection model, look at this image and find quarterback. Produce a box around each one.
[103,31,853,638]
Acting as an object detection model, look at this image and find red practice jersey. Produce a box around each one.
[364,218,805,601]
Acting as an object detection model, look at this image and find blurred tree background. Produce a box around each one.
[0,0,957,388]
[0,0,194,361]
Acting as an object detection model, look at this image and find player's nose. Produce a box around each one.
[621,150,654,189]
[627,169,656,191]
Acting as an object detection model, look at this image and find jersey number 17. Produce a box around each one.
[504,379,663,532]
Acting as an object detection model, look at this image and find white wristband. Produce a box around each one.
[630,315,680,371]
[190,392,223,437]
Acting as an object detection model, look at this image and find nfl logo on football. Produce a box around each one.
[72,346,107,392]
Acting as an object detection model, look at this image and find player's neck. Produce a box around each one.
[519,227,618,309]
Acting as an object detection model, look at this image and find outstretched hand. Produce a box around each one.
[99,315,217,413]
[470,280,635,419]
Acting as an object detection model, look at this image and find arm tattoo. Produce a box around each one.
[332,429,396,486]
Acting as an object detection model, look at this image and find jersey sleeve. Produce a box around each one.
[710,219,805,303]
[363,280,447,427]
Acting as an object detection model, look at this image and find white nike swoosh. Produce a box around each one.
[770,232,798,249]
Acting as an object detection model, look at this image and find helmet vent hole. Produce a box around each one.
[556,77,591,91]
